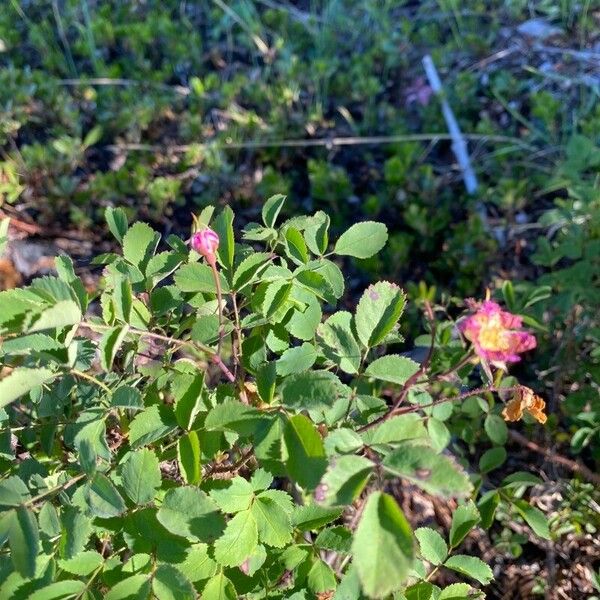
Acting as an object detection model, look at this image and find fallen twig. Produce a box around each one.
[509,430,600,487]
[105,132,535,155]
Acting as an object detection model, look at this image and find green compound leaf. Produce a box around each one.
[176,543,217,583]
[286,226,309,264]
[9,506,39,578]
[428,417,451,452]
[304,210,329,255]
[86,473,126,518]
[484,414,508,445]
[174,262,229,294]
[280,370,345,413]
[1,333,63,355]
[333,221,388,259]
[203,401,266,435]
[415,527,448,565]
[232,252,271,291]
[152,564,196,600]
[202,573,237,600]
[212,205,235,274]
[210,477,255,514]
[177,431,202,485]
[365,355,420,385]
[58,507,92,559]
[285,286,322,340]
[262,280,292,320]
[28,299,82,333]
[314,526,352,553]
[173,369,205,430]
[306,259,344,299]
[283,414,327,491]
[444,555,493,585]
[479,447,507,474]
[0,367,56,410]
[317,455,373,506]
[251,494,293,547]
[324,428,363,456]
[352,491,414,599]
[291,505,343,532]
[112,276,132,323]
[128,405,178,449]
[307,558,337,593]
[111,385,143,410]
[449,502,481,548]
[362,414,427,445]
[157,487,225,543]
[439,583,476,599]
[105,206,128,243]
[317,311,361,374]
[99,325,129,372]
[57,550,104,575]
[120,449,161,505]
[276,342,317,376]
[382,445,473,499]
[105,574,151,600]
[29,580,87,600]
[355,281,406,348]
[122,222,160,272]
[478,490,500,530]
[0,476,31,507]
[213,509,258,567]
[262,194,287,228]
[513,499,551,540]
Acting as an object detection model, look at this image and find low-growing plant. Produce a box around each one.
[0,196,550,598]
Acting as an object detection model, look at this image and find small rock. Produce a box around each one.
[9,239,56,278]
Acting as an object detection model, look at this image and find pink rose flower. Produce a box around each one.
[191,228,219,265]
[459,300,536,368]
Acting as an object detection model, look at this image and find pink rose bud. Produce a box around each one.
[191,228,219,265]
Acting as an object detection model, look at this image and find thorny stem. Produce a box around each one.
[393,385,518,416]
[209,259,226,357]
[77,321,208,353]
[231,292,250,403]
[424,350,475,384]
[75,564,104,600]
[212,354,236,383]
[358,301,437,432]
[425,565,441,582]
[359,385,517,433]
[231,293,244,371]
[77,321,236,383]
[70,368,113,395]
[24,473,86,507]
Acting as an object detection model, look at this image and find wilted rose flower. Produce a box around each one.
[459,300,536,369]
[502,385,547,424]
[191,228,219,265]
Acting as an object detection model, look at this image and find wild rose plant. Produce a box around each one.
[0,196,551,599]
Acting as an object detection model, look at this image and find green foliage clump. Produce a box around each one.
[0,197,553,598]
